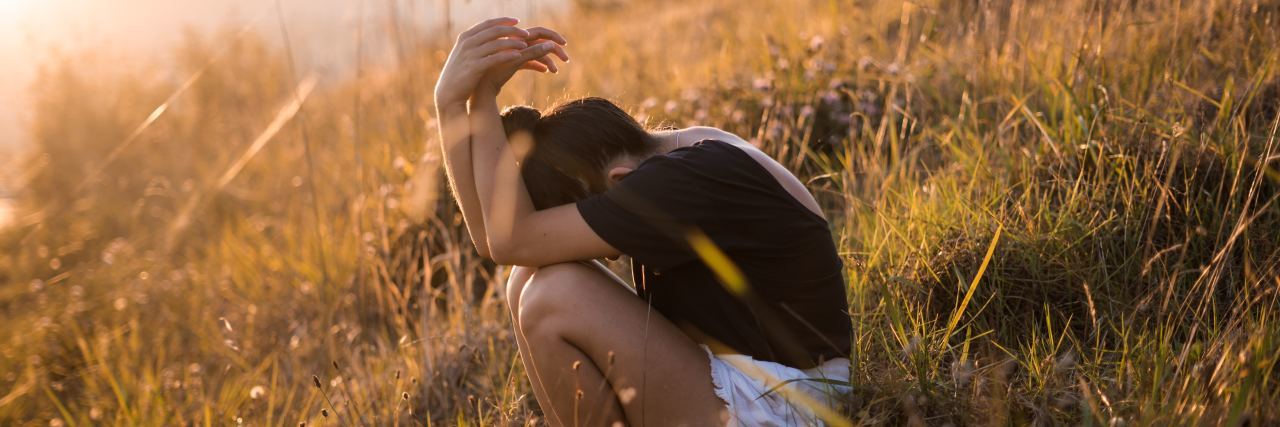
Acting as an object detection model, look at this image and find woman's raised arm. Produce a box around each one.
[433,17,536,257]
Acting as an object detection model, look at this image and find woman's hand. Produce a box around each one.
[434,17,560,108]
[475,26,570,98]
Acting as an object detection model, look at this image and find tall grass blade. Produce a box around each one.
[942,226,1002,342]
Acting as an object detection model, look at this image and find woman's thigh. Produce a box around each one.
[519,262,727,426]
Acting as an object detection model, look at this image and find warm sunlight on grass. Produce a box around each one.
[2,0,1279,425]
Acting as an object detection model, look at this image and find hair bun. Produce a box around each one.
[500,105,541,137]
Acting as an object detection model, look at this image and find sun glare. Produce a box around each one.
[0,0,33,31]
[0,0,26,16]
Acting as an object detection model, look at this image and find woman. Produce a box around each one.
[434,17,852,426]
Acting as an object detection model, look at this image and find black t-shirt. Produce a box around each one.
[575,139,851,368]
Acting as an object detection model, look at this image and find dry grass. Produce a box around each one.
[2,0,1279,425]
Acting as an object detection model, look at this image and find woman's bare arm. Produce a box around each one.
[470,83,622,267]
[435,20,615,266]
[433,17,539,257]
[435,100,492,256]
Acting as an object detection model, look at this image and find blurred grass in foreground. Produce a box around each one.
[2,0,1279,425]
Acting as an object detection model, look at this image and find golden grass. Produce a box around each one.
[2,0,1279,425]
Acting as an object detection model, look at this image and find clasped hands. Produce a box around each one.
[434,17,570,107]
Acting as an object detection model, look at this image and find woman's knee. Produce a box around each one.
[506,265,537,312]
[517,262,602,337]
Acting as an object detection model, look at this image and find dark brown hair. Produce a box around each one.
[501,97,655,209]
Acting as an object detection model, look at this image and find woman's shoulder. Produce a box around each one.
[680,126,750,146]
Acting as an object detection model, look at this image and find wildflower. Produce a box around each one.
[808,35,825,52]
[752,77,773,92]
[664,100,679,114]
[821,90,841,106]
[800,105,816,119]
[681,88,700,101]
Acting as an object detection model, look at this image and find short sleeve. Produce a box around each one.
[575,155,704,270]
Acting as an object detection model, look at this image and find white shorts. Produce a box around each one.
[702,345,852,426]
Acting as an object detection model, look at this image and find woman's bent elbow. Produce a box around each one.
[488,241,544,267]
[486,239,516,265]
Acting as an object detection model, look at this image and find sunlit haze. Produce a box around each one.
[0,0,554,226]
[0,0,551,150]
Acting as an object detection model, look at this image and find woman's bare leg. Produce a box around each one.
[506,266,567,426]
[517,262,727,426]
[508,262,635,425]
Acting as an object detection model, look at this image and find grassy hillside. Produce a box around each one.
[2,0,1278,425]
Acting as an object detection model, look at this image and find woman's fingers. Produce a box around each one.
[523,27,570,63]
[524,37,570,63]
[482,42,557,69]
[523,40,566,72]
[517,39,560,73]
[532,56,558,73]
[520,61,550,73]
[459,17,519,40]
[466,25,531,48]
[523,26,568,47]
[461,21,568,75]
[474,38,529,57]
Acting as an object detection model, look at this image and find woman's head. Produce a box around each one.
[501,97,656,209]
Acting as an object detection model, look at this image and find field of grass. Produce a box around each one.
[2,0,1279,425]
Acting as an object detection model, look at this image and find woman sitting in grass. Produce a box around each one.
[434,17,852,426]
